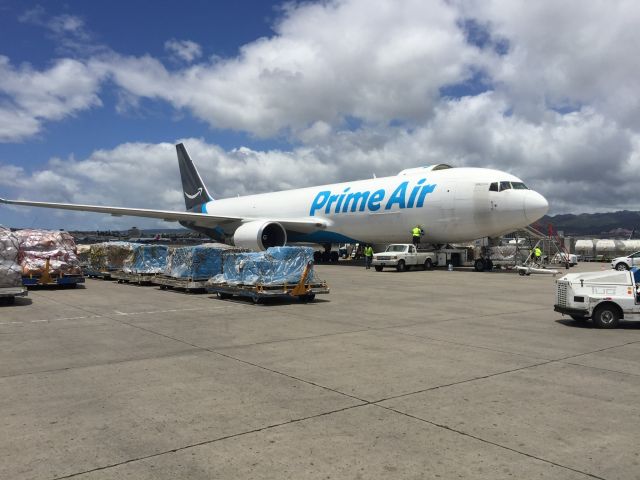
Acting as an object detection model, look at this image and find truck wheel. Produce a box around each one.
[474,259,485,272]
[396,260,406,272]
[374,266,383,272]
[592,304,620,329]
[423,258,433,271]
[615,263,629,271]
[485,259,493,271]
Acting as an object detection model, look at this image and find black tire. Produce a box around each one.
[485,259,493,271]
[374,265,383,272]
[301,293,316,303]
[518,269,526,276]
[217,292,232,300]
[592,304,620,329]
[330,251,339,262]
[474,259,485,272]
[615,263,629,271]
[396,260,406,272]
[424,258,433,271]
[569,314,588,322]
[252,296,263,304]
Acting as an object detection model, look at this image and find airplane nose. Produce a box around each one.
[524,191,549,223]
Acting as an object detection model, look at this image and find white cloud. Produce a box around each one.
[0,56,103,141]
[98,0,483,136]
[164,39,203,63]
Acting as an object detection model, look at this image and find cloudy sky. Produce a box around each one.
[0,0,638,230]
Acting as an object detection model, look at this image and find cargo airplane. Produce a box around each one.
[0,143,548,251]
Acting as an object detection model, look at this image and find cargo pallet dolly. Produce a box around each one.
[111,271,156,285]
[22,259,85,288]
[207,262,330,304]
[152,275,210,293]
[0,285,28,304]
[84,268,116,279]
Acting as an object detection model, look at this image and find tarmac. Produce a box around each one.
[1,262,639,480]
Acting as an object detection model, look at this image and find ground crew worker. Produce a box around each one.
[412,225,423,247]
[534,246,542,264]
[363,244,374,269]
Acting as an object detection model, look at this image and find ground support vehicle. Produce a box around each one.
[610,251,640,271]
[152,275,210,293]
[554,268,640,328]
[208,263,328,304]
[372,244,437,272]
[111,271,156,285]
[0,286,27,304]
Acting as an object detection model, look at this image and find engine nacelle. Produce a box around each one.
[232,220,287,251]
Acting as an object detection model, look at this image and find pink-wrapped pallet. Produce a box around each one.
[15,229,82,276]
[0,226,22,287]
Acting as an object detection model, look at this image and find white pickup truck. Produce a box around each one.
[554,268,640,328]
[372,244,436,272]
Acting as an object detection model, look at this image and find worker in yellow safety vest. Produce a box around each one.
[412,225,423,247]
[534,246,542,263]
[363,244,374,269]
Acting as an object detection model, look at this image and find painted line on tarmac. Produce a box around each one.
[0,306,227,326]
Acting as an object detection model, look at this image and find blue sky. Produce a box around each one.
[1,0,639,230]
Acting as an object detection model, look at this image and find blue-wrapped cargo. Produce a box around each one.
[123,244,168,274]
[165,243,233,280]
[218,246,315,285]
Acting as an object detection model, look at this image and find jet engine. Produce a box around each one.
[232,220,287,251]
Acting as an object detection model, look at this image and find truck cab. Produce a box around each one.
[371,244,436,272]
[554,268,640,328]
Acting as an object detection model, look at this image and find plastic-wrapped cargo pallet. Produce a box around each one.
[123,244,168,274]
[89,242,138,271]
[15,229,82,276]
[0,227,22,287]
[165,243,236,280]
[216,246,316,285]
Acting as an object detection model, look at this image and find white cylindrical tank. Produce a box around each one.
[622,240,640,253]
[595,239,616,253]
[575,239,594,253]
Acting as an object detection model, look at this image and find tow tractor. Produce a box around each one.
[554,267,640,328]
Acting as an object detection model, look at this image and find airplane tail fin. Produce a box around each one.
[176,143,214,211]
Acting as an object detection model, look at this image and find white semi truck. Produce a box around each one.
[554,268,640,328]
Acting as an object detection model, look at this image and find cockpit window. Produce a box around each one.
[499,181,512,191]
[511,182,529,190]
[489,182,499,192]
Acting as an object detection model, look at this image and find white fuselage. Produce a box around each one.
[202,166,548,244]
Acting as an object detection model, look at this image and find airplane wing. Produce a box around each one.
[0,197,327,231]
